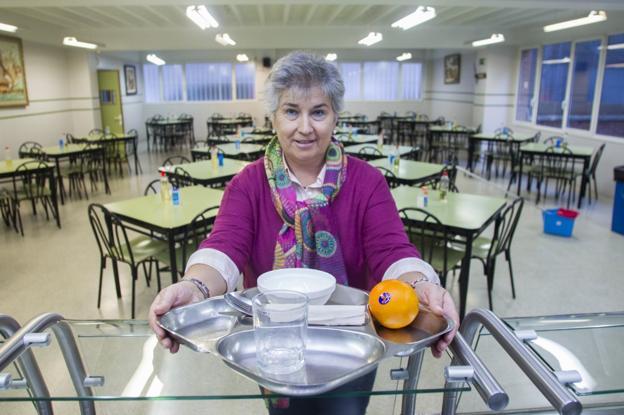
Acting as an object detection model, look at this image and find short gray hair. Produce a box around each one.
[264,51,345,115]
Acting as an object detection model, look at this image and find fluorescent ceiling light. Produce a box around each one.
[542,57,571,65]
[396,52,412,61]
[606,63,624,69]
[236,54,249,62]
[391,6,436,30]
[325,53,337,62]
[543,10,606,32]
[607,43,624,50]
[63,37,98,50]
[186,5,219,30]
[0,22,18,33]
[215,33,236,46]
[472,33,505,47]
[146,54,165,66]
[358,32,382,46]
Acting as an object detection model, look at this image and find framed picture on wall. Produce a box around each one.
[444,54,461,84]
[0,34,29,108]
[124,64,137,96]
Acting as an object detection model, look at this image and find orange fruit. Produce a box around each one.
[368,280,419,329]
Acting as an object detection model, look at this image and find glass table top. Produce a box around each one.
[0,319,468,403]
[502,312,624,397]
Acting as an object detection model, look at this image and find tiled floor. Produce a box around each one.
[1,150,623,414]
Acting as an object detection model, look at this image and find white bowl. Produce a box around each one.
[257,268,337,305]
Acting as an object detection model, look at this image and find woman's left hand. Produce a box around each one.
[413,282,459,358]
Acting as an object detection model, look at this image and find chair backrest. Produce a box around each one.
[171,167,193,188]
[358,146,383,157]
[587,142,606,176]
[162,155,191,167]
[375,166,398,188]
[398,207,452,277]
[181,205,221,265]
[65,133,77,144]
[87,203,135,265]
[542,145,576,176]
[12,160,50,199]
[435,116,446,125]
[144,179,160,195]
[88,128,104,138]
[488,197,524,259]
[405,111,417,119]
[18,141,43,159]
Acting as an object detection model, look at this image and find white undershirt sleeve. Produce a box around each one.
[382,257,441,285]
[185,248,241,293]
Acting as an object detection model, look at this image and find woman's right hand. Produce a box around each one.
[148,281,204,353]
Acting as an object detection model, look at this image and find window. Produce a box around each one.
[363,61,399,100]
[143,64,160,102]
[597,33,624,137]
[185,63,232,101]
[235,63,255,100]
[401,63,422,100]
[338,63,362,100]
[537,42,571,128]
[162,65,184,101]
[515,48,538,122]
[567,39,601,130]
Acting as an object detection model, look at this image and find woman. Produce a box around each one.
[149,51,459,414]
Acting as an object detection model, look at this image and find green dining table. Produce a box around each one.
[344,144,419,160]
[517,143,594,208]
[159,159,248,187]
[467,133,536,171]
[191,143,264,162]
[75,133,141,174]
[105,186,224,283]
[0,158,61,229]
[391,186,507,319]
[38,144,107,205]
[368,159,445,186]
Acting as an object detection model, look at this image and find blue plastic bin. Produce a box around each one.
[543,209,577,237]
[612,166,624,235]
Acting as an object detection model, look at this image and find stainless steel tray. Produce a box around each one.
[217,327,384,396]
[158,284,453,395]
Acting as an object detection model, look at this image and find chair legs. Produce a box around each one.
[505,249,516,299]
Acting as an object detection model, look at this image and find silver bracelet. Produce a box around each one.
[408,274,437,289]
[184,278,211,299]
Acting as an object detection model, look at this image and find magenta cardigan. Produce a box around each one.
[199,155,420,291]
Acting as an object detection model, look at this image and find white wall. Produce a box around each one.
[0,42,99,157]
[425,51,477,126]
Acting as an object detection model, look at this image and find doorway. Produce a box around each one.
[97,70,124,134]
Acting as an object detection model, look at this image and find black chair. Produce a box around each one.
[170,167,194,188]
[88,204,165,319]
[10,161,58,236]
[357,146,383,159]
[162,155,191,167]
[88,128,104,138]
[398,207,465,287]
[375,166,399,189]
[470,197,524,310]
[144,179,161,195]
[534,146,579,207]
[583,143,606,203]
[18,141,44,160]
[126,129,143,174]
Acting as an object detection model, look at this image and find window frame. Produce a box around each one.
[513,32,624,142]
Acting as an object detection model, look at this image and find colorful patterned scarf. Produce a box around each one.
[264,137,348,285]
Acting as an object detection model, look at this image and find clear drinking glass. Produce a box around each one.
[252,290,308,375]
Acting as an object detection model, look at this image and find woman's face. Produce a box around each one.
[273,86,337,169]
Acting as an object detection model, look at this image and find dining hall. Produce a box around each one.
[1,1,623,414]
